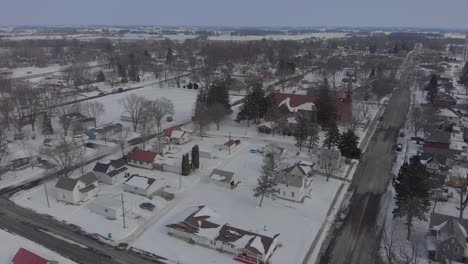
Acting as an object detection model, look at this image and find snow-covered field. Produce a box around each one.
[0,229,75,263]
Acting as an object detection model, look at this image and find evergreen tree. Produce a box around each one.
[206,79,231,114]
[253,154,279,207]
[294,114,308,151]
[236,84,265,124]
[392,156,432,239]
[315,78,336,127]
[181,153,191,176]
[338,129,361,160]
[306,122,319,152]
[459,63,468,89]
[41,114,53,135]
[193,83,199,90]
[191,145,200,169]
[323,121,340,149]
[96,71,106,82]
[425,74,438,103]
[187,82,193,89]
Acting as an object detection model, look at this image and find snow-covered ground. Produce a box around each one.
[0,229,75,263]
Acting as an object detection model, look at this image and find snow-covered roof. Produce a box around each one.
[171,130,185,139]
[123,175,156,190]
[438,108,460,118]
[278,97,315,113]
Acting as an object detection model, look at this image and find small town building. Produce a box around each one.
[55,172,99,204]
[221,139,240,153]
[167,205,279,264]
[275,160,314,202]
[438,108,463,127]
[424,130,451,150]
[92,158,128,184]
[127,150,157,170]
[209,169,238,188]
[164,125,191,145]
[427,213,468,263]
[88,196,122,220]
[12,248,57,264]
[263,144,288,161]
[122,174,165,197]
[257,121,278,134]
[154,157,182,174]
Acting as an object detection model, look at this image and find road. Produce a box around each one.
[0,198,165,264]
[319,44,422,264]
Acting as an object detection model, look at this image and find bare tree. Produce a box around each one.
[381,230,398,264]
[57,103,81,136]
[116,127,130,157]
[348,107,364,132]
[69,62,90,88]
[453,167,468,219]
[119,94,145,132]
[147,97,175,133]
[85,101,105,127]
[44,136,84,178]
[323,151,339,181]
[360,100,370,119]
[410,107,424,137]
[381,230,420,264]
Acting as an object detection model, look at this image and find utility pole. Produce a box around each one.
[121,193,126,229]
[43,182,50,208]
[463,34,468,63]
[228,129,231,156]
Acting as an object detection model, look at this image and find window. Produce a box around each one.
[455,246,459,254]
[105,209,108,213]
[292,192,294,197]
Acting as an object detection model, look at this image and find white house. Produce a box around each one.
[88,196,122,220]
[167,206,279,264]
[219,139,240,153]
[154,156,182,174]
[122,174,165,197]
[275,160,314,202]
[55,172,99,204]
[209,169,238,188]
[164,126,191,145]
[92,158,128,184]
[127,150,157,170]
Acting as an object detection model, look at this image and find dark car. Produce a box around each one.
[396,144,403,152]
[139,203,155,211]
[117,87,124,93]
[379,115,384,121]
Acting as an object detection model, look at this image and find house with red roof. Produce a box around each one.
[12,248,57,264]
[164,125,191,145]
[274,91,353,128]
[127,150,158,170]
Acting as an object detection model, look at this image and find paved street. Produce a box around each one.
[319,44,421,264]
[0,198,165,264]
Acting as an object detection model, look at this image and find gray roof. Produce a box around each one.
[210,169,235,183]
[430,213,468,230]
[426,130,451,145]
[429,213,468,250]
[55,177,79,191]
[93,162,110,173]
[78,172,98,185]
[110,158,126,169]
[79,184,96,193]
[423,146,461,160]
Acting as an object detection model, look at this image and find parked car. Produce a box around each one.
[379,115,384,121]
[111,89,117,94]
[117,87,124,93]
[399,131,405,137]
[139,203,155,211]
[166,116,173,122]
[396,144,403,152]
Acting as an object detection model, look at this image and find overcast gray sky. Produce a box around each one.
[1,0,468,29]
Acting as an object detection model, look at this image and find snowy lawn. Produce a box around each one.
[130,140,343,264]
[0,229,76,263]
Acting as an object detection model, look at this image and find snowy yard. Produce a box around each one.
[130,140,343,264]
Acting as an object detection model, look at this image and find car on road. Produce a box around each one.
[139,203,155,211]
[379,115,384,121]
[166,116,173,122]
[117,87,124,93]
[399,131,405,137]
[111,89,117,94]
[396,144,403,152]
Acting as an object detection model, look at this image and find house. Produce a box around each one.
[164,126,191,145]
[167,206,279,264]
[438,108,463,127]
[122,174,165,197]
[221,139,240,153]
[209,169,239,188]
[275,161,314,202]
[435,93,457,107]
[427,213,468,263]
[92,158,128,184]
[257,121,278,134]
[420,152,448,173]
[424,130,451,149]
[55,172,99,204]
[275,91,353,125]
[316,148,341,171]
[152,137,172,154]
[12,248,57,264]
[263,144,288,161]
[154,156,182,174]
[127,150,157,170]
[85,123,123,140]
[88,196,123,220]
